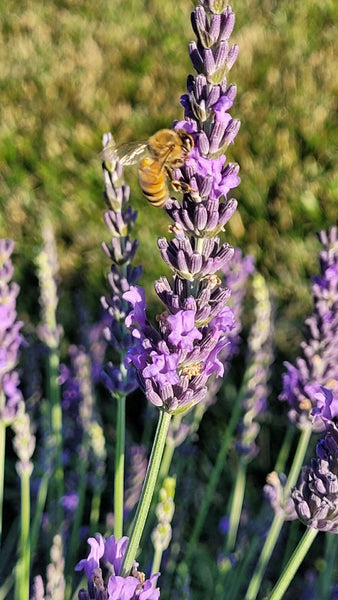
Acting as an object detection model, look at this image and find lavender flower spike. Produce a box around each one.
[101,132,142,396]
[0,239,24,425]
[292,416,338,533]
[76,534,160,599]
[279,226,338,432]
[125,1,241,415]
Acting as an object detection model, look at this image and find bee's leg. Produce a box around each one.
[166,167,197,195]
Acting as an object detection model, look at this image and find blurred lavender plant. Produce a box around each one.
[235,273,274,461]
[292,387,338,533]
[0,240,24,420]
[279,226,338,431]
[36,222,64,529]
[266,388,338,600]
[101,132,142,396]
[0,239,24,545]
[100,132,143,543]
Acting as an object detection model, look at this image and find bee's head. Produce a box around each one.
[177,129,194,153]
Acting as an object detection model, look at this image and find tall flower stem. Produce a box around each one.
[244,425,313,600]
[269,527,318,600]
[119,410,172,577]
[15,469,30,600]
[225,458,247,553]
[114,392,126,540]
[30,470,50,563]
[273,425,295,473]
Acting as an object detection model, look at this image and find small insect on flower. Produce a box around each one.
[115,128,195,207]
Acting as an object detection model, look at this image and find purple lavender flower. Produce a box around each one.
[101,133,142,395]
[292,407,338,532]
[123,1,241,414]
[76,534,160,599]
[279,226,338,432]
[0,239,24,424]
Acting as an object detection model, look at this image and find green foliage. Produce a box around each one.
[1,0,337,355]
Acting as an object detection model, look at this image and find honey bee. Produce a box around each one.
[116,128,194,207]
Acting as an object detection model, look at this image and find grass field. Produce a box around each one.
[1,0,337,354]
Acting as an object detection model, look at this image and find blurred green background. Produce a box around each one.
[0,0,337,356]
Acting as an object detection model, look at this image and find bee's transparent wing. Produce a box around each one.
[118,142,148,166]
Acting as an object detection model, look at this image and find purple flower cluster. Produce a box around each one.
[124,1,241,413]
[292,388,338,532]
[0,239,24,424]
[101,133,143,396]
[76,534,160,600]
[279,226,338,431]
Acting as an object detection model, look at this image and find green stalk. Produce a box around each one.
[225,458,247,553]
[119,410,172,577]
[0,574,14,600]
[225,535,260,600]
[114,393,126,540]
[283,425,312,498]
[269,527,318,600]
[244,425,313,600]
[273,425,295,474]
[151,545,163,576]
[185,384,242,563]
[0,416,6,547]
[48,347,64,527]
[15,469,30,600]
[244,513,285,600]
[30,470,50,562]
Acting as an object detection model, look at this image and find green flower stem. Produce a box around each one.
[226,535,261,600]
[48,347,64,527]
[185,383,242,563]
[244,512,285,600]
[119,410,172,577]
[151,545,163,576]
[244,425,313,600]
[15,469,30,600]
[0,414,6,547]
[114,392,126,540]
[269,527,318,600]
[158,414,181,483]
[283,425,312,498]
[0,574,14,600]
[273,425,295,474]
[30,470,50,562]
[225,458,247,553]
